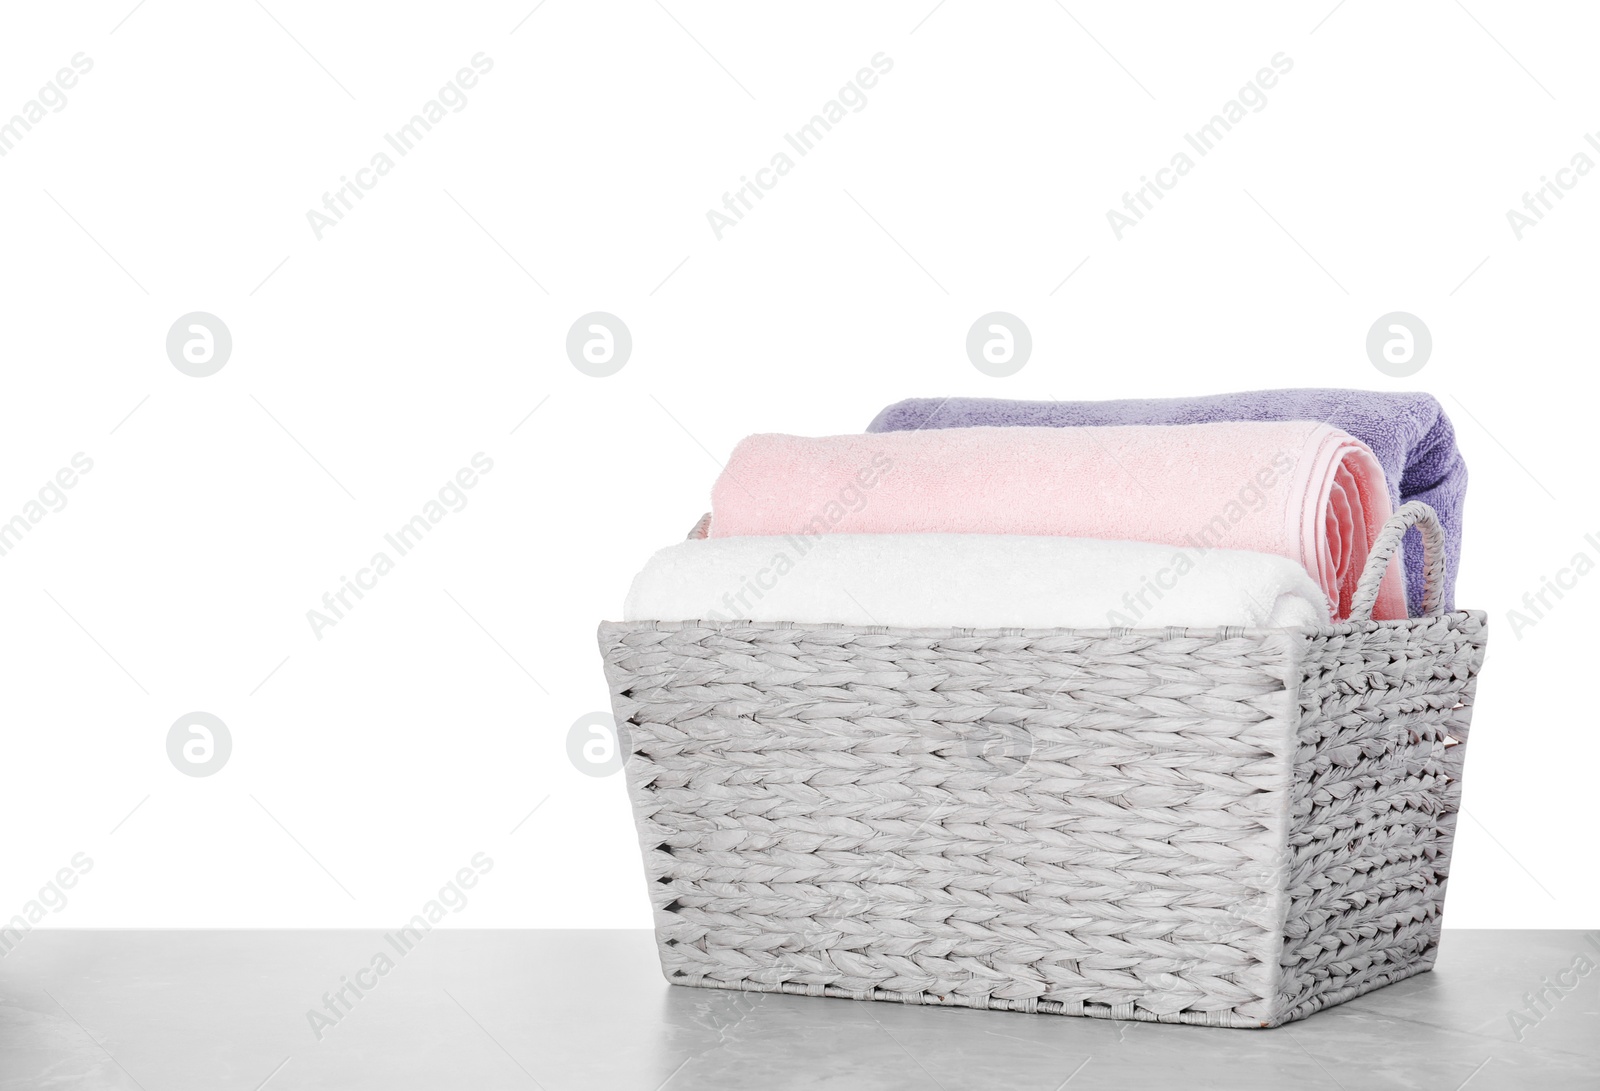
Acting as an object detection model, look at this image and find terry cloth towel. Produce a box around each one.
[866,389,1464,615]
[709,423,1407,620]
[625,534,1332,630]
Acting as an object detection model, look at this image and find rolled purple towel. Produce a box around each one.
[867,389,1465,615]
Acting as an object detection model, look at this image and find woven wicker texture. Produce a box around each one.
[1274,612,1480,1022]
[599,505,1486,1027]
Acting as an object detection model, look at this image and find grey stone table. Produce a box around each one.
[1,930,1595,1090]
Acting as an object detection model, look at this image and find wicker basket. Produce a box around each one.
[597,503,1486,1028]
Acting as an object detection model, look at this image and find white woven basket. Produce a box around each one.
[597,503,1486,1027]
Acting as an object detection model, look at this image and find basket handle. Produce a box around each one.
[1350,501,1446,622]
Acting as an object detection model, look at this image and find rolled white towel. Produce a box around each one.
[623,533,1331,630]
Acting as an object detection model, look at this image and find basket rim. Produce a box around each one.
[600,610,1487,641]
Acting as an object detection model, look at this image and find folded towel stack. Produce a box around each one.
[627,533,1331,629]
[708,420,1405,620]
[867,389,1465,615]
[624,389,1464,630]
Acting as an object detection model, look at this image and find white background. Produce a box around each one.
[1,1,1594,931]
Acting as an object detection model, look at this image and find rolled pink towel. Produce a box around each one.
[709,422,1407,620]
